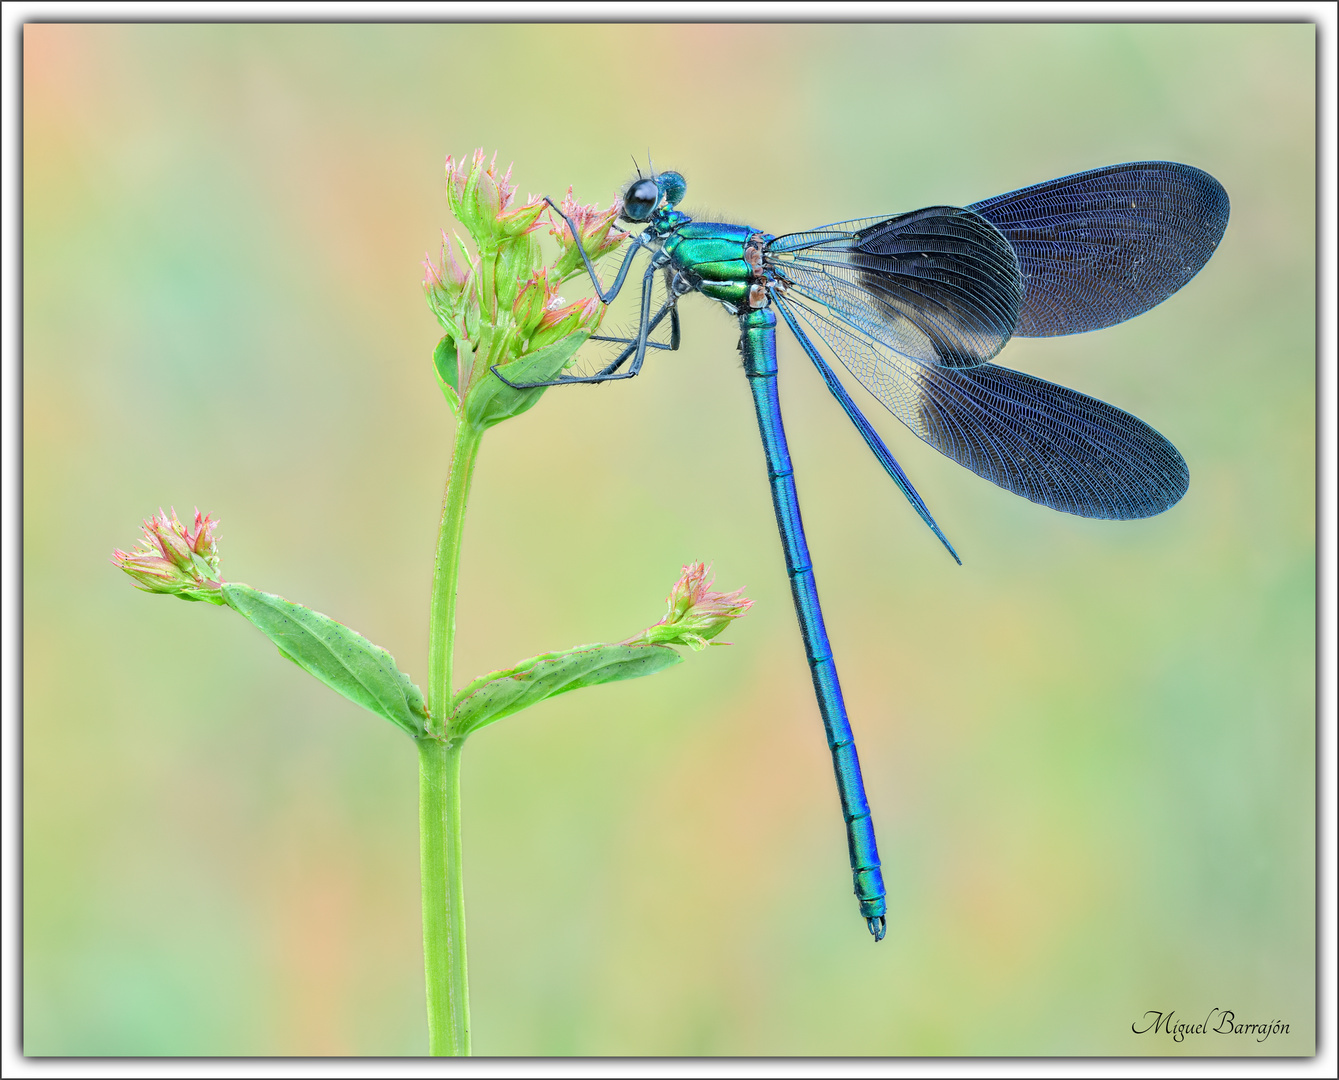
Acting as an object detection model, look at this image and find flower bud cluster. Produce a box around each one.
[112,508,226,604]
[423,150,624,417]
[627,562,754,651]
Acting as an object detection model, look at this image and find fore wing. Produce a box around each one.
[968,161,1230,337]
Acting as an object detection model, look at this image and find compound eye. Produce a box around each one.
[622,178,660,221]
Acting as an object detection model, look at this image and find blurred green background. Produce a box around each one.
[23,23,1314,1056]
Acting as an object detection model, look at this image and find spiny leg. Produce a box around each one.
[590,277,681,355]
[493,258,677,389]
[545,196,645,304]
[586,297,681,376]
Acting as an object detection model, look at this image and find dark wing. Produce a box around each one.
[767,206,1022,369]
[778,290,1188,519]
[969,161,1230,337]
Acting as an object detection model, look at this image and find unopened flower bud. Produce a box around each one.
[550,188,629,280]
[423,231,476,330]
[496,193,547,240]
[527,295,602,352]
[511,269,556,337]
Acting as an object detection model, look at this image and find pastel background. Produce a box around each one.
[23,24,1314,1056]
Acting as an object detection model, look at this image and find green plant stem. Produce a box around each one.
[419,736,469,1055]
[421,413,484,1056]
[429,415,484,726]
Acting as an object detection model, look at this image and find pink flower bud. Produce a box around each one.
[497,194,547,239]
[443,152,469,205]
[423,232,477,330]
[527,294,603,351]
[511,268,559,335]
[550,188,629,279]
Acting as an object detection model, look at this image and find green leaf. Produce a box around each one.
[433,335,461,414]
[221,583,429,738]
[433,335,459,392]
[450,642,683,737]
[462,332,589,429]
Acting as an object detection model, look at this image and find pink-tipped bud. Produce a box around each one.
[627,563,754,651]
[511,268,559,335]
[444,149,545,249]
[113,508,225,604]
[423,231,477,330]
[550,187,629,279]
[527,294,603,351]
[438,230,473,289]
[443,152,470,206]
[496,192,547,240]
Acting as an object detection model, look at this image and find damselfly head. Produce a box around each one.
[619,168,687,223]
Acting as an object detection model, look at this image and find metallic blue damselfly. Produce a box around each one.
[499,161,1230,940]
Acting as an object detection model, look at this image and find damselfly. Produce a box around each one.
[499,161,1229,940]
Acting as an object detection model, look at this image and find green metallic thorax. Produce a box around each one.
[660,221,763,308]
